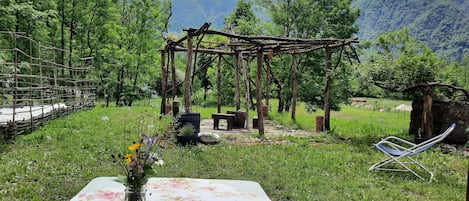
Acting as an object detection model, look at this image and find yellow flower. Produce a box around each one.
[128,143,142,151]
[125,153,136,164]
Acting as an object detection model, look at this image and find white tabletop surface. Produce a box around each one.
[71,177,271,201]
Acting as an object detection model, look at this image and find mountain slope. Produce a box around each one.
[352,0,469,61]
[168,0,468,62]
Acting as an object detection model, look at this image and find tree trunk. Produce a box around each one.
[277,87,284,113]
[421,87,434,138]
[115,65,124,106]
[129,46,142,107]
[60,0,65,71]
[69,0,76,78]
[285,95,291,112]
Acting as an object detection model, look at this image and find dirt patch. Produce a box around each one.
[199,118,317,145]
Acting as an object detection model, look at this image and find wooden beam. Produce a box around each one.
[291,53,298,120]
[234,51,241,110]
[170,50,176,99]
[240,52,250,128]
[173,22,211,45]
[324,48,332,131]
[217,54,222,113]
[184,32,193,112]
[204,29,358,44]
[256,47,264,136]
[265,55,271,112]
[172,46,234,55]
[160,51,167,115]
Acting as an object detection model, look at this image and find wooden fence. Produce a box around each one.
[0,31,95,138]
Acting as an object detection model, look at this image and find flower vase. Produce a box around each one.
[124,185,147,201]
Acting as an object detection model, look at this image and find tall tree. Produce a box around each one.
[0,0,57,58]
[224,0,260,35]
[364,28,444,93]
[113,0,171,106]
[260,0,360,128]
[360,28,448,138]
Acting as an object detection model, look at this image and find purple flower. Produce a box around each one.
[141,133,158,147]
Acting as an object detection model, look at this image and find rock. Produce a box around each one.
[198,132,220,144]
[395,104,412,111]
[440,144,457,154]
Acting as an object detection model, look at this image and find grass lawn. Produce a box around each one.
[0,99,467,200]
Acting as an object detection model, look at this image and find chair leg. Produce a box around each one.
[406,156,434,182]
[369,153,430,181]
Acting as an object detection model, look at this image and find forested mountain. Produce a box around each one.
[1,0,466,109]
[169,0,238,32]
[350,0,468,62]
[171,0,468,62]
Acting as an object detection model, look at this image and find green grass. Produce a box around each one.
[0,98,467,201]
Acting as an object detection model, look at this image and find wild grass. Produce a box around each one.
[0,98,466,201]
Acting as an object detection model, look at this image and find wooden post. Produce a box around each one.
[184,32,193,113]
[256,48,264,136]
[291,53,298,120]
[324,48,332,131]
[234,51,241,110]
[170,50,176,99]
[160,51,167,115]
[216,54,222,113]
[265,56,271,112]
[240,52,250,128]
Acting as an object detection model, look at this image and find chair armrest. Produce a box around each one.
[381,136,416,147]
[375,140,417,155]
[375,140,410,151]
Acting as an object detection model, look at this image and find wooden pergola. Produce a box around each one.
[160,23,358,135]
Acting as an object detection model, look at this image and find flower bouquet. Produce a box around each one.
[112,133,164,201]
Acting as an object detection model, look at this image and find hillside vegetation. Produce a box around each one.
[171,0,469,62]
[352,0,469,62]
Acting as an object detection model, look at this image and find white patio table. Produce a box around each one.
[70,177,271,201]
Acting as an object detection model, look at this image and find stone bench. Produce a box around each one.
[212,113,235,130]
